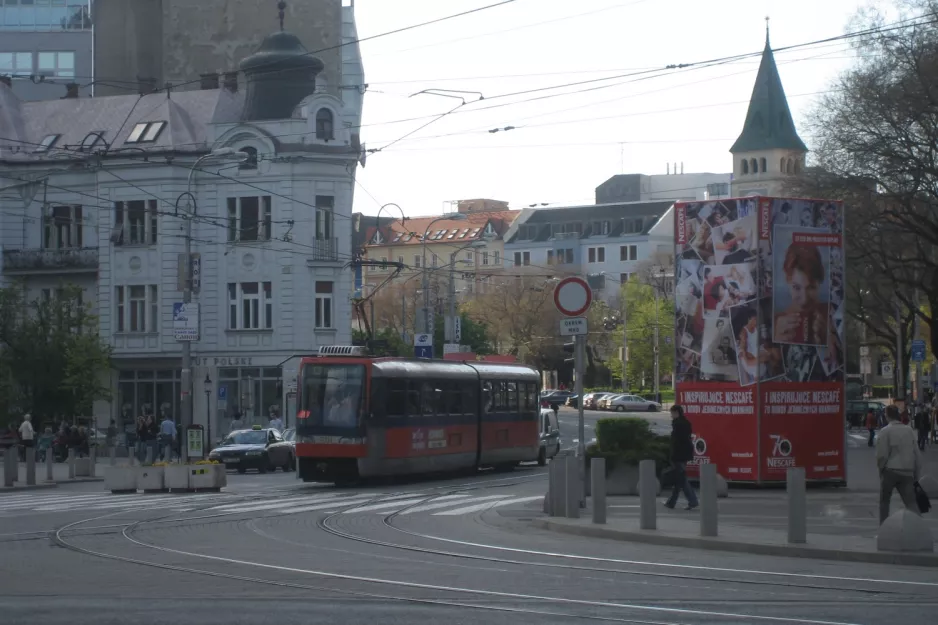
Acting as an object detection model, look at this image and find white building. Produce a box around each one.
[0,23,365,441]
[595,171,732,204]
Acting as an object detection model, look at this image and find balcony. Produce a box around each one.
[2,247,99,275]
[308,237,341,263]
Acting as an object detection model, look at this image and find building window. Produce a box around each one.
[588,247,605,263]
[518,225,537,240]
[706,182,729,197]
[37,51,74,77]
[413,255,421,269]
[494,251,500,265]
[750,158,758,174]
[465,251,473,264]
[239,147,258,170]
[482,251,489,266]
[760,157,767,173]
[315,195,333,241]
[216,366,284,429]
[114,200,158,246]
[315,281,333,329]
[227,282,273,330]
[619,245,637,262]
[125,121,166,144]
[741,159,749,175]
[378,256,388,271]
[43,204,82,249]
[115,284,158,333]
[0,1,93,31]
[116,369,184,433]
[227,196,272,242]
[513,251,530,267]
[0,51,31,75]
[431,254,438,268]
[315,108,334,140]
[620,273,631,284]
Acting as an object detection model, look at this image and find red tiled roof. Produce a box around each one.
[363,210,520,247]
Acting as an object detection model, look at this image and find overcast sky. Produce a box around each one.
[350,0,872,217]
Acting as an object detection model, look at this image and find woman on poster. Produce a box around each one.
[775,244,829,344]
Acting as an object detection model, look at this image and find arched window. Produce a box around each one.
[787,158,794,174]
[750,158,758,174]
[760,157,767,173]
[741,159,749,174]
[239,146,257,170]
[794,159,802,174]
[316,108,334,141]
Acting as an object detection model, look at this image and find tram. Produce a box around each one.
[294,346,541,484]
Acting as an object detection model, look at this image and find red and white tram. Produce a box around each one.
[295,346,541,484]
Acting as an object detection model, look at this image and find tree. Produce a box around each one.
[805,0,938,374]
[606,279,675,390]
[0,285,112,423]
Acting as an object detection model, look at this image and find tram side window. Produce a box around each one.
[462,384,477,415]
[507,382,519,413]
[420,382,437,416]
[522,383,538,412]
[482,381,494,413]
[442,381,464,415]
[386,379,408,418]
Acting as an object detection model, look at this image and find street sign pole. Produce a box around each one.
[575,333,586,508]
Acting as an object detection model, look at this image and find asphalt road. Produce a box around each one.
[1,456,936,624]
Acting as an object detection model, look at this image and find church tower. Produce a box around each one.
[730,24,808,196]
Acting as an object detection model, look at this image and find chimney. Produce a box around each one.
[200,72,219,90]
[0,75,11,88]
[666,163,670,175]
[674,162,677,176]
[64,82,79,98]
[223,71,238,92]
[137,76,157,95]
[681,162,684,175]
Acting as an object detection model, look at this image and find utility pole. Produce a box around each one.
[896,298,905,403]
[448,254,457,344]
[621,288,628,392]
[575,334,586,507]
[653,276,660,403]
[401,289,407,345]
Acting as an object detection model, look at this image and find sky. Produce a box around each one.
[349,0,877,218]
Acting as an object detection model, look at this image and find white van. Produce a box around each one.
[536,408,561,465]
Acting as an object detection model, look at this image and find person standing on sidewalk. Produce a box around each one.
[876,404,923,523]
[866,408,877,447]
[18,414,34,462]
[663,405,699,510]
[913,407,930,451]
[158,414,176,461]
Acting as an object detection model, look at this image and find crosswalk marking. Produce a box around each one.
[399,494,499,514]
[434,495,543,516]
[275,497,376,515]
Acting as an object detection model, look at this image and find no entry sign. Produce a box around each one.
[553,277,592,317]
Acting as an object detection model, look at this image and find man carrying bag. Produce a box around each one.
[876,405,925,523]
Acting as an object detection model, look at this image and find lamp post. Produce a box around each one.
[421,213,467,336]
[203,374,213,453]
[447,238,490,346]
[176,147,246,464]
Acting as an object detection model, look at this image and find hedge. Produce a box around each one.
[585,417,670,475]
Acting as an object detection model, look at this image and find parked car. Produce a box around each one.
[606,394,661,412]
[564,395,579,408]
[583,392,612,410]
[541,390,574,411]
[846,400,885,428]
[535,408,561,465]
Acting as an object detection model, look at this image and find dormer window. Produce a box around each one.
[34,134,60,153]
[316,108,334,141]
[239,147,258,170]
[126,121,166,144]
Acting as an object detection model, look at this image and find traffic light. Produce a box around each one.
[563,341,575,364]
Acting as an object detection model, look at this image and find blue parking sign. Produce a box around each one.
[912,339,927,362]
[218,386,228,400]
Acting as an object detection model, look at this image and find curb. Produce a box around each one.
[0,482,58,494]
[531,518,938,568]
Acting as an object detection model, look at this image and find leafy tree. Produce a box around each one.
[0,285,111,423]
[606,279,675,391]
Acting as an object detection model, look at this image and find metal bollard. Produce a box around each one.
[25,448,36,486]
[548,455,563,516]
[639,458,657,530]
[699,463,718,537]
[68,449,76,479]
[46,447,54,482]
[564,454,580,519]
[591,457,606,524]
[89,445,96,477]
[109,446,117,466]
[787,467,807,544]
[3,450,15,487]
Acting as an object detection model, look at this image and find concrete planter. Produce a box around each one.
[164,465,191,492]
[586,463,661,497]
[73,458,92,477]
[188,464,227,491]
[104,466,138,493]
[137,466,166,493]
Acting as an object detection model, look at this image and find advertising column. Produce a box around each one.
[674,198,761,481]
[758,198,846,482]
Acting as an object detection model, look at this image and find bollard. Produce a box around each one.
[3,450,15,487]
[89,445,96,477]
[591,457,606,524]
[639,458,657,530]
[68,449,76,479]
[564,454,580,519]
[699,463,718,537]
[548,455,564,516]
[145,445,153,466]
[787,467,807,544]
[46,447,54,482]
[109,446,117,466]
[25,448,36,486]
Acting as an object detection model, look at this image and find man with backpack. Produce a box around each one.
[663,404,699,511]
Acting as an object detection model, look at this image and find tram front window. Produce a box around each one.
[298,364,365,434]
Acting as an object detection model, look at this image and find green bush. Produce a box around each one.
[586,417,671,475]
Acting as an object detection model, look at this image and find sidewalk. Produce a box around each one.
[0,457,110,492]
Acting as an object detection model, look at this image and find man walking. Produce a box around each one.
[663,405,699,510]
[865,408,877,447]
[876,404,922,523]
[912,406,930,451]
[18,414,34,462]
[159,414,176,462]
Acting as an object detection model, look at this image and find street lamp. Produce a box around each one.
[203,374,213,453]
[421,213,467,335]
[176,147,248,464]
[447,239,488,345]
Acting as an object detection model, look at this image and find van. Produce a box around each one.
[536,408,561,465]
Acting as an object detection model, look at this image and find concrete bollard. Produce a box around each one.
[25,449,36,486]
[46,447,54,482]
[3,450,16,487]
[67,449,76,479]
[787,467,807,544]
[699,463,718,537]
[564,455,580,519]
[548,455,565,516]
[639,459,657,530]
[591,457,606,524]
[109,446,117,466]
[877,509,934,552]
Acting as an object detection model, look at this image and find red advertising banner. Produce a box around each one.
[675,196,846,484]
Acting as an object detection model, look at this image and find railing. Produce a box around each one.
[310,237,340,261]
[2,247,99,272]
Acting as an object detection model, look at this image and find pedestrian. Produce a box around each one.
[663,404,699,511]
[876,404,923,524]
[159,413,176,462]
[865,408,877,447]
[268,406,283,432]
[913,407,930,452]
[18,414,35,462]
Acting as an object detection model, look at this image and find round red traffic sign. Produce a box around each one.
[553,276,592,317]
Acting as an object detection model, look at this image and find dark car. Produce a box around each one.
[845,400,885,429]
[207,426,294,474]
[541,390,574,411]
